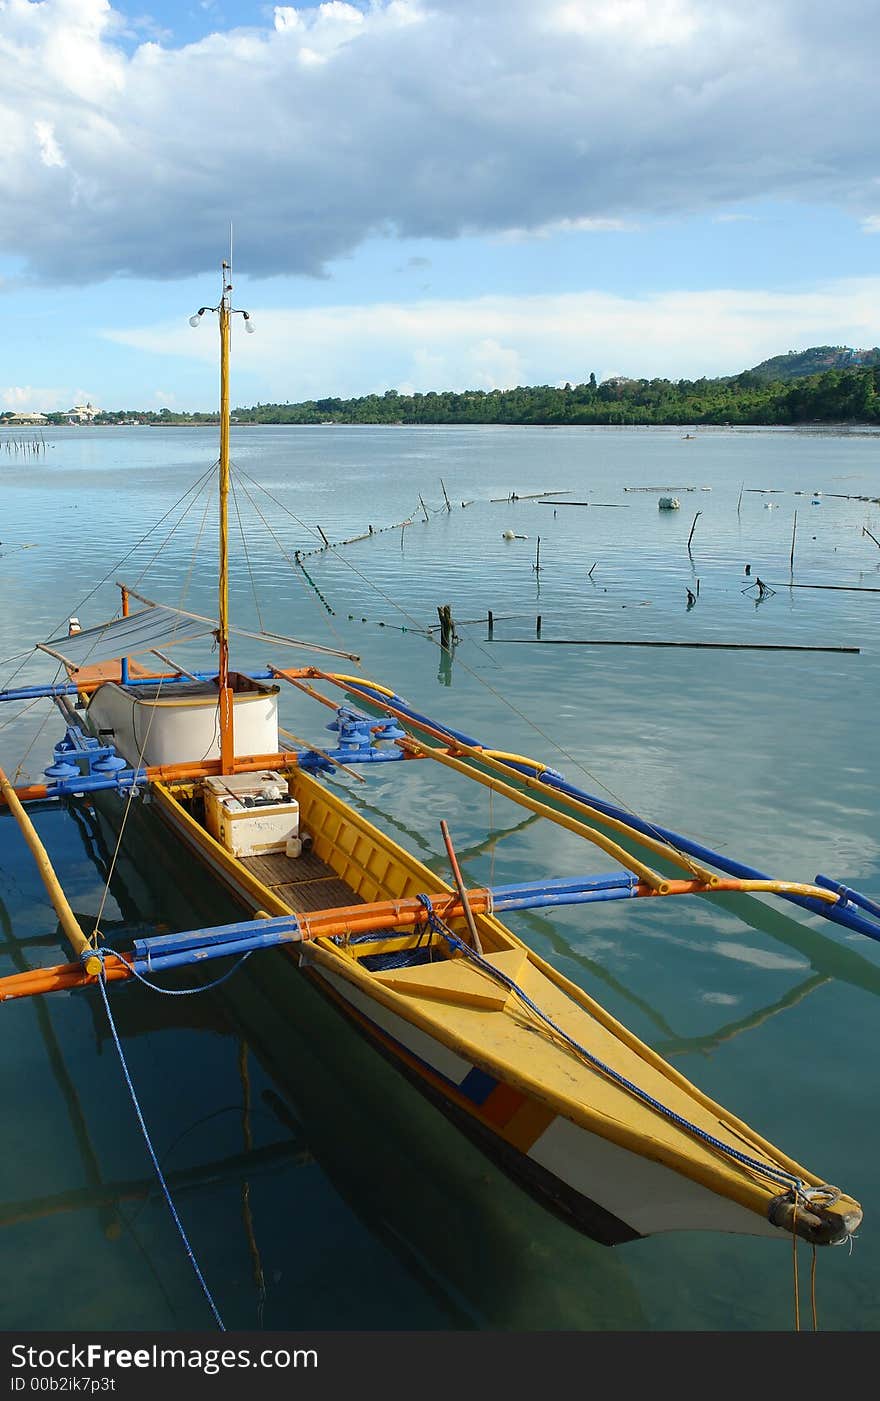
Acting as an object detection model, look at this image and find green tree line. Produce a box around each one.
[6,364,879,427]
[229,365,880,426]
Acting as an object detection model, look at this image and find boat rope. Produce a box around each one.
[128,950,254,995]
[132,465,219,593]
[230,471,266,632]
[90,495,215,950]
[51,463,219,650]
[234,472,338,623]
[415,894,830,1203]
[93,956,225,1330]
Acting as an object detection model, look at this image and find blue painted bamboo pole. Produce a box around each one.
[0,670,276,705]
[339,681,880,944]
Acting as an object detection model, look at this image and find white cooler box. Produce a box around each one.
[204,772,301,858]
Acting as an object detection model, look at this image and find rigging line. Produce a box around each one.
[0,650,48,695]
[90,494,214,946]
[229,469,265,633]
[46,463,219,646]
[234,467,700,866]
[133,463,219,592]
[235,465,481,659]
[418,897,813,1198]
[11,665,64,783]
[177,489,213,617]
[0,696,43,733]
[96,972,225,1330]
[233,472,350,652]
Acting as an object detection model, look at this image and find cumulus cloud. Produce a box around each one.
[1,0,877,283]
[104,275,880,400]
[1,384,72,410]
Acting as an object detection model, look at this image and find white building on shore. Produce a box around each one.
[66,401,100,423]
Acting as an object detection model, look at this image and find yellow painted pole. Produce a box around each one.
[399,738,670,891]
[218,280,234,774]
[0,766,102,974]
[311,669,718,884]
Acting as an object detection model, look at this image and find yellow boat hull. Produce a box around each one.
[149,771,861,1248]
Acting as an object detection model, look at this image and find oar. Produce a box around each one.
[440,820,483,955]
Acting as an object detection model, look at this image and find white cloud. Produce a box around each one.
[1,384,70,410]
[103,275,880,401]
[862,216,880,233]
[499,217,634,242]
[34,120,65,168]
[0,0,878,283]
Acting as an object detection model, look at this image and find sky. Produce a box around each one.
[1,0,879,412]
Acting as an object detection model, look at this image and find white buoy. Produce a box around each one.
[502,530,516,540]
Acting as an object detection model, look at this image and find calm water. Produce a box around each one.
[1,423,879,1332]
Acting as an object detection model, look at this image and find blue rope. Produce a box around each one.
[128,950,253,995]
[416,895,809,1198]
[95,966,226,1330]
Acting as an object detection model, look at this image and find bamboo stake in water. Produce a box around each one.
[687,511,701,551]
[790,510,798,572]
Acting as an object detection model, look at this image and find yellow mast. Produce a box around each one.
[190,258,253,774]
[218,262,234,774]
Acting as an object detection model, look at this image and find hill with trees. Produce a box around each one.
[7,348,880,428]
[747,345,880,382]
[226,361,880,427]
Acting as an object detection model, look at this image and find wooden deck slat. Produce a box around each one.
[275,878,363,913]
[239,850,334,887]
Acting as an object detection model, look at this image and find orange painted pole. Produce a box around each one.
[0,870,839,1005]
[0,752,301,806]
[0,953,132,1002]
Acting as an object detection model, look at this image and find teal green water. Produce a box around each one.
[1,424,878,1331]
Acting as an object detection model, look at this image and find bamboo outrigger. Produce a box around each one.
[0,262,873,1264]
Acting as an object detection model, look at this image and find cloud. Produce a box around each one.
[862,216,880,233]
[1,384,71,410]
[0,1,878,284]
[104,275,880,401]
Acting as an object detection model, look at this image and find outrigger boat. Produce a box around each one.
[0,264,874,1260]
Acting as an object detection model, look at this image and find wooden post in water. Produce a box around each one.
[687,511,701,552]
[533,537,541,572]
[487,610,494,638]
[437,604,454,649]
[536,615,542,637]
[440,479,452,511]
[419,495,430,523]
[790,510,798,572]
